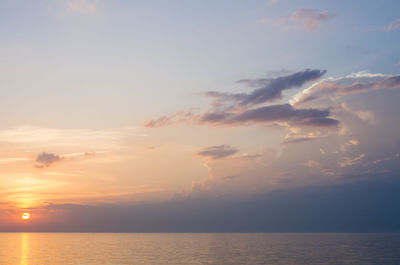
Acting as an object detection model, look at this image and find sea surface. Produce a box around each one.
[0,233,399,264]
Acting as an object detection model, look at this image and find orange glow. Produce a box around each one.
[21,213,30,220]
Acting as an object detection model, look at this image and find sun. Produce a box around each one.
[21,213,30,220]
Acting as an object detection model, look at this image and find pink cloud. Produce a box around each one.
[259,8,335,32]
[384,18,400,31]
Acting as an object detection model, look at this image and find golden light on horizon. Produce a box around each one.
[21,213,30,220]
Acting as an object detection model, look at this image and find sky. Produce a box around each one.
[0,0,399,232]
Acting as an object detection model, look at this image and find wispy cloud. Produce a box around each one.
[291,8,335,31]
[0,157,30,164]
[384,18,400,31]
[233,153,263,160]
[200,104,338,128]
[282,131,325,145]
[0,126,144,150]
[340,139,359,152]
[304,160,321,168]
[197,145,238,160]
[341,103,377,125]
[369,153,400,165]
[339,153,365,168]
[221,175,240,180]
[207,69,326,106]
[67,0,98,14]
[291,72,400,106]
[144,111,196,128]
[259,8,335,32]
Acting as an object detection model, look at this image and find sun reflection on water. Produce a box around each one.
[20,233,29,265]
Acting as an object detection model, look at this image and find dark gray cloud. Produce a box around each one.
[221,175,240,180]
[145,69,338,129]
[145,104,338,129]
[281,136,319,145]
[197,145,238,160]
[207,69,326,106]
[36,152,62,168]
[201,104,339,127]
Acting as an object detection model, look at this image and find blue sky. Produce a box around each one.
[0,0,398,128]
[0,0,399,231]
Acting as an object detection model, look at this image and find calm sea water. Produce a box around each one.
[0,233,399,264]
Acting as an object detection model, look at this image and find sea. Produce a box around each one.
[0,233,399,264]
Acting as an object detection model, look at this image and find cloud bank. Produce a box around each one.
[6,175,400,232]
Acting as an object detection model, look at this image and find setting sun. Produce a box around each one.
[22,213,30,220]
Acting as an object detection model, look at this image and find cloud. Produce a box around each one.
[259,8,335,32]
[221,175,240,180]
[84,151,96,157]
[348,139,359,146]
[281,137,314,145]
[190,161,215,194]
[340,139,359,152]
[384,18,400,31]
[36,152,62,168]
[0,157,30,164]
[197,145,238,160]
[291,72,400,106]
[290,8,335,31]
[144,111,196,128]
[10,175,400,232]
[341,103,377,125]
[200,104,339,128]
[304,160,321,168]
[0,126,143,150]
[67,0,98,14]
[378,75,400,88]
[282,131,325,145]
[145,70,338,130]
[370,153,400,165]
[339,153,365,168]
[34,150,98,169]
[207,69,326,107]
[233,153,263,160]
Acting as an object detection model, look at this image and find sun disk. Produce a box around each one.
[22,213,30,220]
